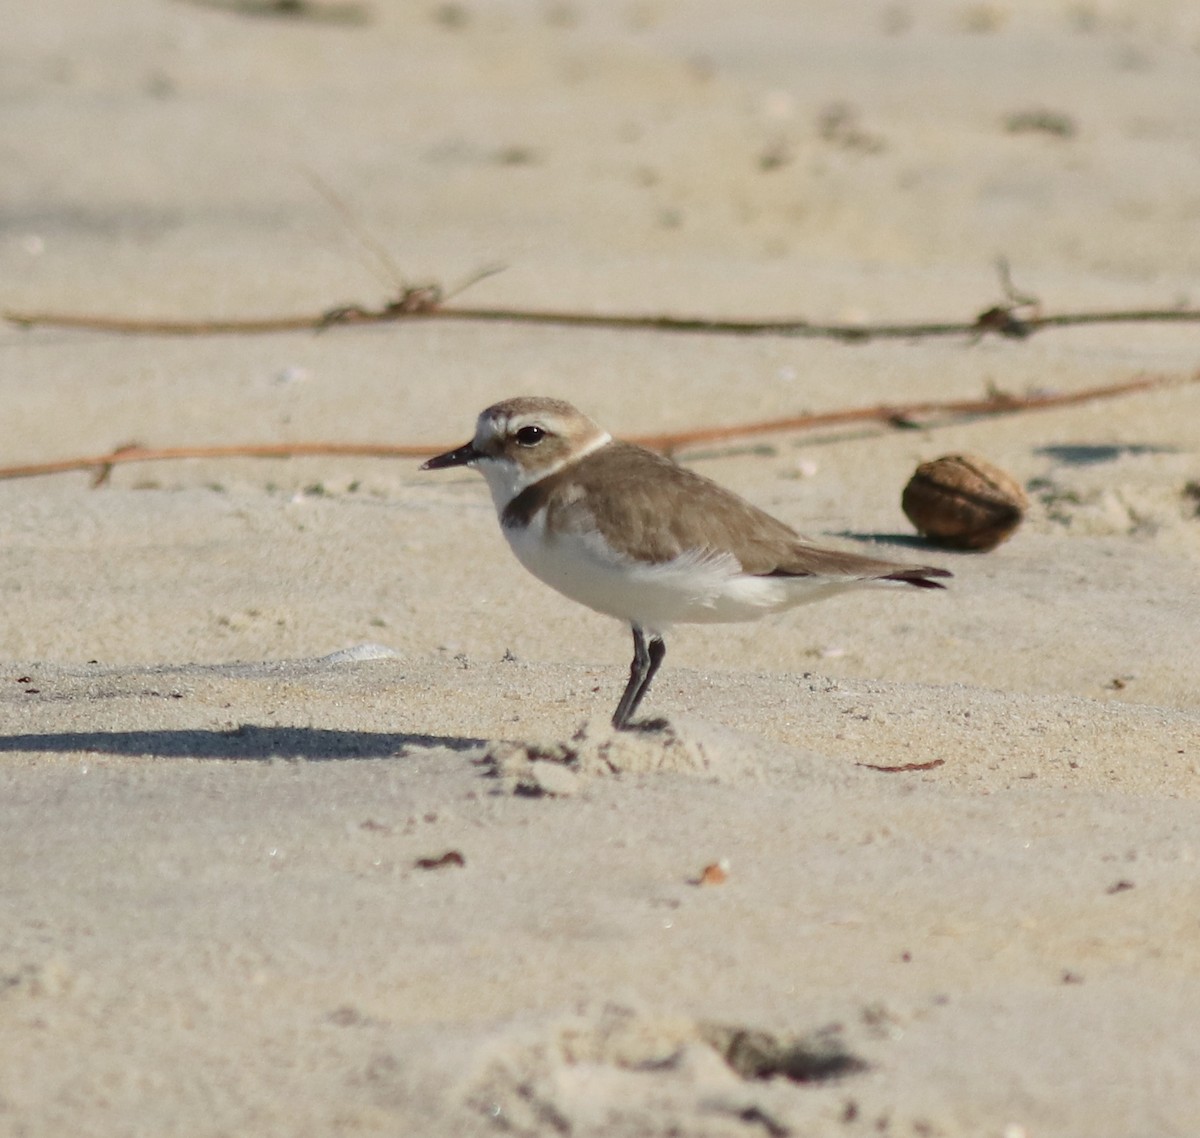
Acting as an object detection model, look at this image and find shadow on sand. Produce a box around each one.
[0,724,486,761]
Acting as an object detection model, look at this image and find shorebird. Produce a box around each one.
[423,397,950,729]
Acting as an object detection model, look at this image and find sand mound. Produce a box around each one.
[479,714,842,794]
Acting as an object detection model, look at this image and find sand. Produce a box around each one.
[2,1,1199,1135]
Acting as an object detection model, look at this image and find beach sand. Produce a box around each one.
[2,2,1199,1135]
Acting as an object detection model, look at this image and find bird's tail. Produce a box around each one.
[878,566,952,589]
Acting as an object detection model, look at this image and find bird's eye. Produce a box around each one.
[515,425,546,447]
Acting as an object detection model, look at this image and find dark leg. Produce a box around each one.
[612,625,667,730]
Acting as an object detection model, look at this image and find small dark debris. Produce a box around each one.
[14,677,31,684]
[734,1104,791,1137]
[493,145,539,166]
[170,2,374,26]
[973,305,1031,339]
[817,102,886,152]
[1005,108,1077,138]
[415,850,465,870]
[859,758,945,773]
[1061,970,1084,984]
[700,1024,867,1084]
[512,782,548,798]
[1106,879,1135,894]
[758,140,793,171]
[690,862,729,887]
[1184,481,1200,514]
[360,819,390,832]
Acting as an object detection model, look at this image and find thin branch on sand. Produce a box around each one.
[4,259,1197,341]
[5,294,1198,340]
[0,372,1190,484]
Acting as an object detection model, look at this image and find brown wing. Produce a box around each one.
[516,442,949,585]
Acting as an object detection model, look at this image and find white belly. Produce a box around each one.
[503,515,857,634]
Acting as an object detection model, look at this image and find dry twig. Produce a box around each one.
[0,372,1190,484]
[630,373,1189,452]
[5,297,1199,340]
[858,759,947,773]
[4,256,1197,342]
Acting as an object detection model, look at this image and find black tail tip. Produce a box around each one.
[884,567,952,589]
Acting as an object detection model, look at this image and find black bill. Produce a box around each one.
[421,441,479,470]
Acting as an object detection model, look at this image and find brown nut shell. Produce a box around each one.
[902,454,1028,551]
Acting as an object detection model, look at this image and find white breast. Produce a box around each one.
[501,508,850,634]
